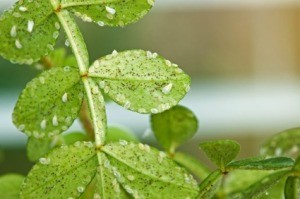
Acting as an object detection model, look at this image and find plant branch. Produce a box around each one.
[79,100,95,140]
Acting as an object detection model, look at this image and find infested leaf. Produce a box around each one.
[227,157,294,171]
[27,132,88,162]
[199,140,240,170]
[0,174,24,199]
[151,105,198,154]
[13,67,84,138]
[0,0,59,64]
[198,170,222,199]
[106,125,139,143]
[89,50,190,114]
[230,170,289,199]
[260,127,300,158]
[61,0,154,27]
[21,141,199,198]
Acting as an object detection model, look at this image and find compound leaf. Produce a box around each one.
[261,127,300,158]
[21,141,199,198]
[13,66,84,138]
[227,157,294,171]
[151,105,198,154]
[0,174,24,199]
[199,140,240,170]
[0,0,59,64]
[61,0,154,27]
[89,50,190,114]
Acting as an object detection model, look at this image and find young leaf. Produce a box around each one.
[0,174,24,199]
[61,0,154,27]
[285,177,300,199]
[106,125,139,143]
[227,157,294,171]
[0,0,60,64]
[198,170,223,199]
[89,50,190,114]
[21,141,199,198]
[199,140,240,170]
[13,67,84,138]
[261,127,300,157]
[230,170,289,199]
[151,105,198,154]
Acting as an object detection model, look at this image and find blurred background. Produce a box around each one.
[1,0,300,173]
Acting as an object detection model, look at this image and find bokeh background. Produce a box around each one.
[1,0,300,173]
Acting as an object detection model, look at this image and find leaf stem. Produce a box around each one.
[55,9,106,146]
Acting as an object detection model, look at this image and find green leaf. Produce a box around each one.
[61,0,154,27]
[151,105,198,153]
[230,170,289,199]
[13,67,84,138]
[0,0,59,64]
[0,174,24,199]
[285,176,300,199]
[21,141,199,198]
[89,50,190,114]
[227,157,294,170]
[198,170,223,199]
[174,152,210,180]
[199,140,240,170]
[260,127,300,158]
[36,48,78,70]
[27,132,88,162]
[106,125,139,143]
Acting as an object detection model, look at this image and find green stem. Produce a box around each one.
[54,8,106,146]
[174,152,211,180]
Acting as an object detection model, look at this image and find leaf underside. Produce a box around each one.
[20,142,199,199]
[151,105,198,153]
[89,50,190,114]
[62,0,153,27]
[13,67,83,138]
[0,0,59,64]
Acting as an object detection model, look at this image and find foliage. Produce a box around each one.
[0,0,300,198]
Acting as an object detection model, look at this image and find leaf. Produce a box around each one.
[106,125,139,143]
[21,141,199,198]
[61,0,154,27]
[227,157,294,171]
[20,143,98,198]
[37,48,78,70]
[0,0,59,64]
[89,50,190,114]
[174,152,210,180]
[151,105,198,153]
[0,174,24,199]
[198,170,222,199]
[199,140,240,170]
[13,67,84,138]
[230,170,289,199]
[27,132,88,162]
[285,176,300,199]
[260,127,300,158]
